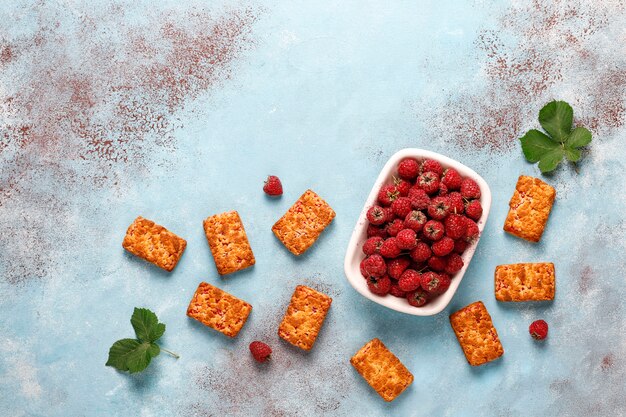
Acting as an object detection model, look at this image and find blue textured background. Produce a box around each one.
[1,1,625,416]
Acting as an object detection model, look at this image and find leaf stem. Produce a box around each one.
[161,347,180,359]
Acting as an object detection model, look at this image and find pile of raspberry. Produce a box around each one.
[360,158,483,307]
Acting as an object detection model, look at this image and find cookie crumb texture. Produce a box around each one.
[203,211,256,275]
[503,175,556,242]
[449,301,504,366]
[278,285,332,350]
[350,338,414,402]
[272,190,336,255]
[495,262,555,301]
[122,216,187,271]
[187,282,252,338]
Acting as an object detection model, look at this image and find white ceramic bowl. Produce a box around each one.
[344,148,492,316]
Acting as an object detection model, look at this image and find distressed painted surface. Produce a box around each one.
[1,1,625,416]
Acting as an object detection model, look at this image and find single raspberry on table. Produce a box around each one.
[432,236,455,257]
[398,158,420,180]
[448,192,465,215]
[385,219,405,237]
[367,275,392,296]
[408,187,431,210]
[367,205,386,225]
[444,214,467,240]
[428,196,451,220]
[263,176,283,196]
[465,200,483,221]
[410,242,432,262]
[460,178,481,199]
[362,236,384,256]
[378,184,399,206]
[379,237,402,258]
[389,283,407,298]
[464,218,480,242]
[396,229,418,250]
[404,210,427,232]
[423,220,445,241]
[529,320,549,340]
[394,177,411,196]
[421,159,443,176]
[442,168,462,190]
[438,183,448,196]
[406,288,429,307]
[398,269,422,292]
[417,172,440,195]
[427,255,447,272]
[360,254,387,277]
[387,256,412,280]
[391,197,413,218]
[453,239,468,254]
[250,341,272,363]
[367,224,388,239]
[444,253,464,274]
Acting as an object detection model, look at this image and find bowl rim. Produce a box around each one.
[343,148,492,316]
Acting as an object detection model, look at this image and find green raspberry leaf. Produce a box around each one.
[564,146,581,162]
[520,129,560,162]
[539,100,573,142]
[106,339,160,373]
[537,148,564,173]
[565,127,592,149]
[131,308,166,343]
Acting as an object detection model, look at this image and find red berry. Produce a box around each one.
[396,229,418,250]
[417,172,440,195]
[406,288,429,307]
[464,218,480,242]
[360,254,387,277]
[448,192,465,215]
[383,206,395,223]
[423,220,445,241]
[398,158,420,180]
[444,253,464,274]
[529,320,548,340]
[453,239,468,254]
[404,210,427,232]
[378,184,399,206]
[410,242,432,262]
[438,182,448,196]
[367,224,388,239]
[461,178,481,199]
[385,219,404,237]
[387,256,411,280]
[436,273,451,294]
[444,214,467,240]
[366,205,386,225]
[391,197,412,218]
[398,269,422,292]
[263,176,283,196]
[465,200,483,221]
[367,275,392,296]
[421,159,443,176]
[379,238,402,258]
[394,178,411,196]
[362,236,384,256]
[389,283,407,298]
[249,341,272,362]
[408,187,431,210]
[421,272,443,294]
[431,236,454,257]
[427,196,451,220]
[427,255,447,272]
[442,168,462,190]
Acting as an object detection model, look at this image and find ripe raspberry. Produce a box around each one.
[427,196,451,220]
[442,168,462,190]
[362,236,384,256]
[378,184,399,206]
[417,172,440,195]
[427,255,447,272]
[398,269,422,292]
[529,320,548,340]
[367,275,392,296]
[408,187,431,210]
[448,192,465,215]
[383,206,395,223]
[438,182,448,196]
[396,229,417,250]
[421,159,443,176]
[404,210,427,232]
[460,178,481,199]
[444,253,464,274]
[263,176,283,196]
[391,197,412,218]
[389,283,407,298]
[431,236,454,257]
[367,224,388,239]
[436,273,451,294]
[249,341,272,363]
[397,158,420,180]
[423,220,445,241]
[444,214,467,240]
[387,256,411,280]
[464,218,480,242]
[385,219,404,237]
[420,272,441,293]
[360,254,387,277]
[465,200,483,221]
[366,205,386,225]
[394,177,411,196]
[410,242,431,262]
[406,288,429,307]
[453,239,468,254]
[379,238,402,258]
